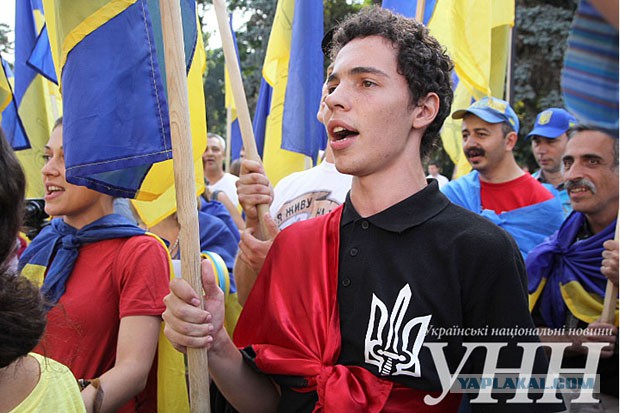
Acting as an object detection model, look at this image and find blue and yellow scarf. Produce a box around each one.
[527,212,618,328]
[18,214,146,305]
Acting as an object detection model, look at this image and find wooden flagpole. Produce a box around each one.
[415,0,426,22]
[159,1,211,412]
[213,0,270,240]
[225,106,232,172]
[600,223,619,324]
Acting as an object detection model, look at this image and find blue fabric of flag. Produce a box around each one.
[12,0,44,151]
[27,24,58,84]
[14,0,40,107]
[230,119,242,160]
[252,78,271,159]
[527,212,616,328]
[281,0,325,159]
[382,0,437,25]
[441,171,564,260]
[0,57,30,150]
[198,210,238,289]
[62,0,172,198]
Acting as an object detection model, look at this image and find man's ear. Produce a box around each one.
[412,93,440,130]
[505,131,518,151]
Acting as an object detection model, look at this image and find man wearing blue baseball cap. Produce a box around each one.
[442,97,564,259]
[528,108,577,217]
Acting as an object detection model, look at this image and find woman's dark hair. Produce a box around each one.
[0,271,47,368]
[0,128,26,271]
[330,6,454,159]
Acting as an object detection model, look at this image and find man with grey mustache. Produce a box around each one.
[527,125,619,411]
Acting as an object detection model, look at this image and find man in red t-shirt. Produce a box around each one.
[442,97,564,258]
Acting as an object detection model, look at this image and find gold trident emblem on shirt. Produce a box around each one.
[364,284,431,377]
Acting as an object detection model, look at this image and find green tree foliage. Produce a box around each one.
[512,0,577,169]
[0,23,12,56]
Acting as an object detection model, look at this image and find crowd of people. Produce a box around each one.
[0,4,618,413]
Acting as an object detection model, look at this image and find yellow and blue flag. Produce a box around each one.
[253,0,325,186]
[0,56,13,114]
[382,0,437,24]
[27,23,58,84]
[130,7,208,229]
[430,0,514,177]
[13,0,60,197]
[42,0,205,202]
[1,54,30,151]
[383,0,514,178]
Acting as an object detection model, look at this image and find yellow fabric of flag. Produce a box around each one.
[15,77,59,197]
[260,0,307,186]
[428,0,514,178]
[0,61,10,112]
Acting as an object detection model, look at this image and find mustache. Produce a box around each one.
[465,147,485,158]
[565,178,597,194]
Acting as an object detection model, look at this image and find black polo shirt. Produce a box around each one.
[336,181,546,387]
[234,181,563,412]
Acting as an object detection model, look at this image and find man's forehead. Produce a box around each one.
[566,131,612,155]
[331,36,397,73]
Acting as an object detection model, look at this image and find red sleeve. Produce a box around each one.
[115,235,170,318]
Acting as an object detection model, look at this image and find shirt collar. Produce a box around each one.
[341,179,450,233]
[534,169,565,190]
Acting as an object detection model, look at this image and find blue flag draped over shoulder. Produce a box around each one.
[441,171,564,259]
[42,0,203,201]
[527,212,618,328]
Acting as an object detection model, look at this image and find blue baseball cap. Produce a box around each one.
[526,108,577,139]
[452,97,520,134]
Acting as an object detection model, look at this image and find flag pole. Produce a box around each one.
[600,222,619,324]
[225,106,232,172]
[213,0,270,239]
[159,1,211,412]
[415,0,426,22]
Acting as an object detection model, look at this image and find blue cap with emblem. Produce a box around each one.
[452,97,520,134]
[526,108,577,139]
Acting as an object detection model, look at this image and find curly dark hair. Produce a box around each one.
[0,128,26,271]
[330,6,454,159]
[0,271,47,368]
